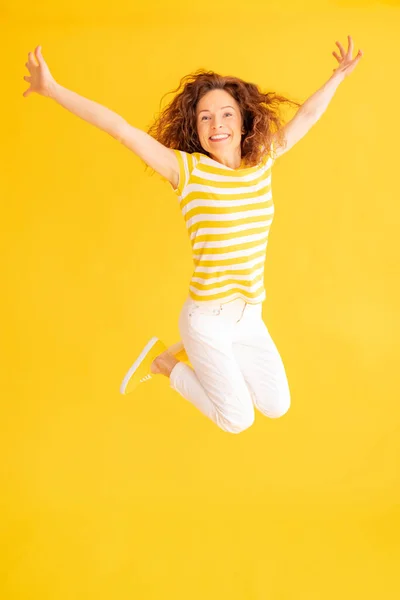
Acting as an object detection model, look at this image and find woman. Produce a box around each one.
[23,37,363,433]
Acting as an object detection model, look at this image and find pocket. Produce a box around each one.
[188,302,224,318]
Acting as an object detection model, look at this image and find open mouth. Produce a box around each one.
[209,134,230,142]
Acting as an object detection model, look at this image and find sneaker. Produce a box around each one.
[120,337,167,395]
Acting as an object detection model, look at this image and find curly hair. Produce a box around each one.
[146,69,301,170]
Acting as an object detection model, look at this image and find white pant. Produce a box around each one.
[169,296,291,434]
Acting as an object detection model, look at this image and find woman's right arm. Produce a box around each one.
[23,46,179,189]
[24,46,127,140]
[49,82,126,138]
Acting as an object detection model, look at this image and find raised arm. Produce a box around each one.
[23,46,179,188]
[272,35,363,159]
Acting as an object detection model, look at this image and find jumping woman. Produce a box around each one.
[23,37,363,433]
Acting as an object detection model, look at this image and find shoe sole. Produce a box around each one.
[120,336,159,395]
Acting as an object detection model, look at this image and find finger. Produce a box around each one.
[332,51,341,62]
[349,50,363,66]
[23,88,31,98]
[35,45,44,65]
[23,75,32,83]
[347,35,354,57]
[335,40,346,57]
[25,61,31,73]
[28,51,37,67]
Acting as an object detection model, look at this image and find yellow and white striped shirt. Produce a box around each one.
[171,148,275,305]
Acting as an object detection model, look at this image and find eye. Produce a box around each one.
[200,112,233,122]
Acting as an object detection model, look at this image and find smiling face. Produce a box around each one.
[196,88,244,168]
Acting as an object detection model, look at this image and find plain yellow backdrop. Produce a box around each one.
[2,0,400,598]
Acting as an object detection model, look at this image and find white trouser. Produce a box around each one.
[169,295,291,434]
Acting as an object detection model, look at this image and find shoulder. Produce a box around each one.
[259,142,277,168]
[170,150,203,194]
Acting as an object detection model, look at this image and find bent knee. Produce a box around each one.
[257,389,291,419]
[264,395,291,419]
[217,410,255,434]
[269,401,290,418]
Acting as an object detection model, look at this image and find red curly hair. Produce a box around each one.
[146,69,301,169]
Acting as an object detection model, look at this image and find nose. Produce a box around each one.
[211,119,223,130]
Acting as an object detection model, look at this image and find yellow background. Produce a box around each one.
[2,0,400,598]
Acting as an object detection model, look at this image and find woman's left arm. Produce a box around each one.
[273,35,363,158]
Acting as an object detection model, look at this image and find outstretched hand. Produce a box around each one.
[23,46,57,98]
[332,35,363,78]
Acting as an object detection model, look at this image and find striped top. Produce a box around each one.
[171,147,275,305]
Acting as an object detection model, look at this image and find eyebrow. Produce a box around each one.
[198,105,235,114]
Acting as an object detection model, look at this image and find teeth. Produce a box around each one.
[210,135,229,140]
